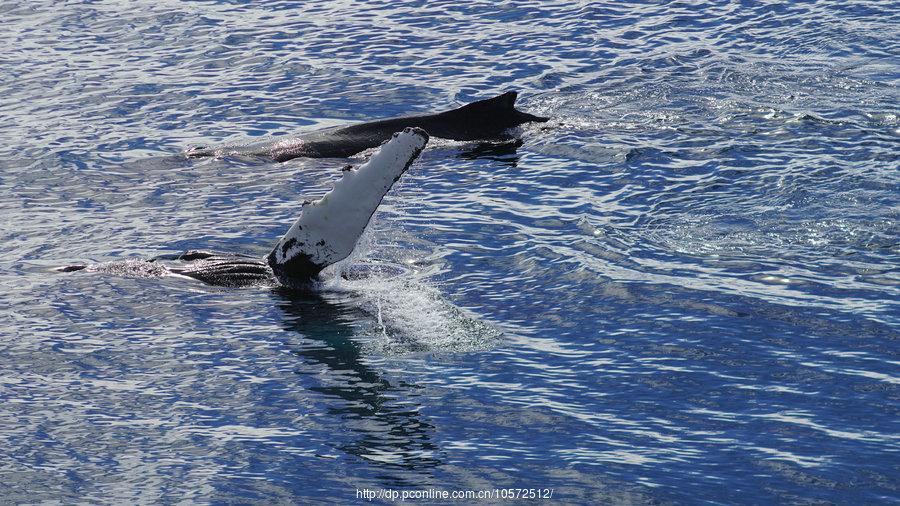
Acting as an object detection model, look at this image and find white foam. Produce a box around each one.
[337,274,502,356]
[321,221,502,356]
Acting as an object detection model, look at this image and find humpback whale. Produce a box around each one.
[61,127,429,288]
[184,91,547,162]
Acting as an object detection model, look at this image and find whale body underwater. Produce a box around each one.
[63,128,430,288]
[184,91,548,162]
[62,92,549,289]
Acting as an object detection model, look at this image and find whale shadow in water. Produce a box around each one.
[273,288,443,478]
[457,138,524,167]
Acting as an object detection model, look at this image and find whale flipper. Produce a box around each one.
[266,127,429,286]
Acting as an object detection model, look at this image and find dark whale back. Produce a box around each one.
[333,91,547,142]
[186,91,548,162]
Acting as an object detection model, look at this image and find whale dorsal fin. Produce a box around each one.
[454,91,518,115]
[266,127,429,286]
[447,91,548,125]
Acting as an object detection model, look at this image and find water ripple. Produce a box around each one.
[1,0,898,504]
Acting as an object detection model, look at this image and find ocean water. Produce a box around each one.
[1,1,897,504]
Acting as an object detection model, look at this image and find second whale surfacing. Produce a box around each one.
[184,91,548,162]
[61,127,429,289]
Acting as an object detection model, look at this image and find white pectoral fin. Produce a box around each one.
[267,127,429,285]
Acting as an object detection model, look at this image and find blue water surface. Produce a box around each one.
[1,1,898,504]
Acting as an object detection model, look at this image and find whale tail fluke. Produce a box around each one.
[266,127,429,286]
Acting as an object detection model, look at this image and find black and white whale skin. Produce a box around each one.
[184,91,547,162]
[61,128,429,288]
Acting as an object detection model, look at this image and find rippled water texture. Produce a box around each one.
[1,1,898,503]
